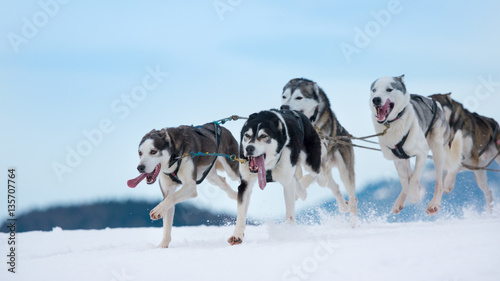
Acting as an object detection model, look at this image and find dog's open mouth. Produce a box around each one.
[127,163,161,188]
[248,154,266,190]
[375,99,394,123]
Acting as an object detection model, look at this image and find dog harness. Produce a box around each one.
[310,106,320,123]
[389,95,438,159]
[165,122,222,185]
[264,109,305,182]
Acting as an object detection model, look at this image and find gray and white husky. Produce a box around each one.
[281,78,357,218]
[370,75,451,215]
[431,93,500,212]
[128,123,240,248]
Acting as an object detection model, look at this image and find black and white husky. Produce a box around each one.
[370,75,451,215]
[128,123,240,248]
[281,78,357,218]
[228,109,322,245]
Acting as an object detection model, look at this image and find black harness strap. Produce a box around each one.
[195,122,222,184]
[424,100,438,138]
[310,106,319,123]
[166,159,183,184]
[390,131,411,159]
[388,98,438,159]
[165,122,222,185]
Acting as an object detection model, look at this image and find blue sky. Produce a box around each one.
[1,0,500,219]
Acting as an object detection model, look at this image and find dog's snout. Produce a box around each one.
[246,145,255,156]
[372,97,382,106]
[280,105,290,110]
[137,164,146,173]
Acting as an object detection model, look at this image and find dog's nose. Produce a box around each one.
[372,97,382,106]
[246,145,255,156]
[137,164,146,173]
[280,105,290,110]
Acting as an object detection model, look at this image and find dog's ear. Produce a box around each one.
[395,74,405,82]
[313,83,320,98]
[159,128,169,142]
[142,129,158,140]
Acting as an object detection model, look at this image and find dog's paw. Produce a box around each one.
[228,236,243,246]
[158,240,170,248]
[392,194,406,214]
[227,190,238,200]
[150,206,164,221]
[337,201,349,214]
[295,187,307,201]
[443,182,455,194]
[426,200,441,215]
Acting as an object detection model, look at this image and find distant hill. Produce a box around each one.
[1,201,236,233]
[2,165,498,232]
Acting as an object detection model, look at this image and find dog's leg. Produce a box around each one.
[427,144,446,215]
[474,170,493,213]
[228,178,255,245]
[393,159,411,214]
[444,130,463,193]
[408,152,428,205]
[283,176,300,222]
[443,168,459,194]
[335,151,357,220]
[207,171,237,200]
[150,181,197,221]
[157,174,177,248]
[159,207,175,248]
[326,171,348,214]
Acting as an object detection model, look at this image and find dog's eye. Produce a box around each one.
[150,150,157,155]
[386,88,393,92]
[282,96,286,99]
[259,134,268,139]
[138,151,143,157]
[295,97,303,100]
[244,133,251,139]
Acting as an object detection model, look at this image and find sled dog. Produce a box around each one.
[281,78,357,217]
[228,109,322,245]
[431,93,500,212]
[370,75,451,214]
[128,122,239,248]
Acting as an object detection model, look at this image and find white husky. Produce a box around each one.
[370,75,452,214]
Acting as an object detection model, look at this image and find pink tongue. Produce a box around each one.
[254,155,266,190]
[377,100,390,121]
[127,173,147,188]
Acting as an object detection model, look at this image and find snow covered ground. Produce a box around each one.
[2,209,500,281]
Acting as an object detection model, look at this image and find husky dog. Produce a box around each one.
[430,93,500,212]
[370,75,451,214]
[281,78,357,217]
[128,122,239,248]
[228,109,322,245]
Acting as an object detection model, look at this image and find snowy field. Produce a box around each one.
[2,210,500,281]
